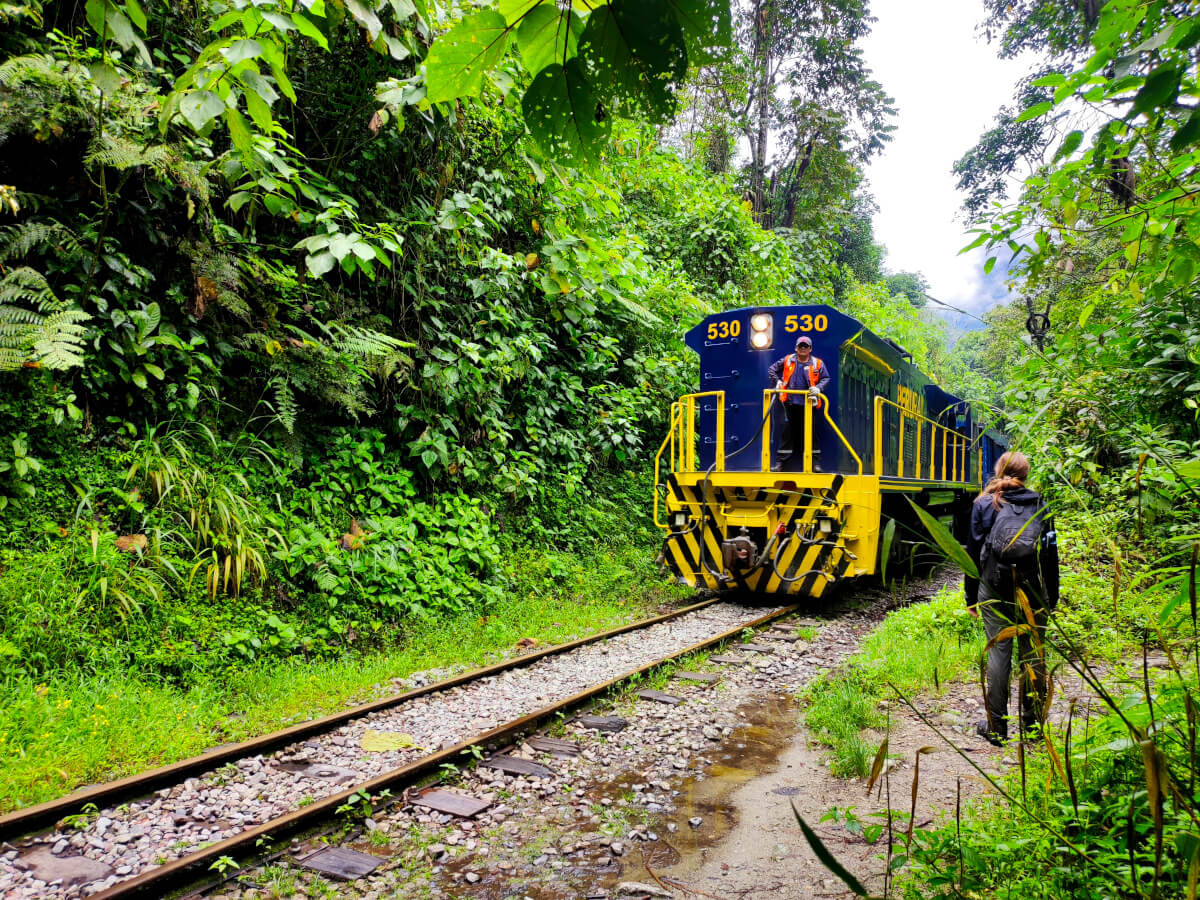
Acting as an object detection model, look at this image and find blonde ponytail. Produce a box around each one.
[981,450,1030,509]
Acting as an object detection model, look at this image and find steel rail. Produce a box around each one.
[0,596,727,843]
[85,603,797,899]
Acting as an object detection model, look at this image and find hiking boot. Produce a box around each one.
[975,720,1005,747]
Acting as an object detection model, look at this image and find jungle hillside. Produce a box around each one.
[2,0,1200,896]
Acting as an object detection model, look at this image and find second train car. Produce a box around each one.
[653,303,1006,598]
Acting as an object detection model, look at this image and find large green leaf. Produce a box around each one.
[521,57,609,161]
[497,0,547,25]
[179,90,226,132]
[517,4,582,77]
[665,0,731,65]
[578,0,686,123]
[221,38,263,65]
[1133,65,1182,116]
[905,497,978,579]
[344,0,383,41]
[424,8,510,104]
[291,13,329,51]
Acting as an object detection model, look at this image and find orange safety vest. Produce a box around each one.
[781,355,823,406]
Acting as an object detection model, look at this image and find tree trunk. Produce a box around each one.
[749,0,771,222]
[779,137,816,229]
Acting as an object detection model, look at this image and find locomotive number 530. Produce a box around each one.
[784,313,828,333]
[706,319,741,339]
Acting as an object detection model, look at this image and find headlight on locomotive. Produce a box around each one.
[670,511,689,530]
[750,313,773,350]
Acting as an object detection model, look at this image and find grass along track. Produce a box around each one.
[0,599,793,899]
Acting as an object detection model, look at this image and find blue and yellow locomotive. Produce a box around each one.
[653,304,1006,598]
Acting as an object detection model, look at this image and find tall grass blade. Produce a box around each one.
[866,738,889,797]
[1016,589,1039,638]
[1017,727,1027,803]
[1127,792,1139,896]
[1190,542,1198,633]
[1187,692,1198,800]
[880,517,896,583]
[1139,738,1165,898]
[1042,721,1066,783]
[1144,639,1156,735]
[986,624,1033,649]
[1065,699,1079,816]
[979,649,993,735]
[1113,539,1124,614]
[1188,839,1199,900]
[905,498,978,578]
[1136,453,1147,538]
[907,746,935,850]
[791,802,871,897]
[955,778,963,894]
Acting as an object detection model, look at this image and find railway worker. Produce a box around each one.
[964,450,1061,746]
[766,335,831,472]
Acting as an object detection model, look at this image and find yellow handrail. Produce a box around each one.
[873,396,970,483]
[655,392,727,478]
[653,402,685,529]
[761,390,861,475]
[821,401,863,475]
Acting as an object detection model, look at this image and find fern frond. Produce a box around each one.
[0,2,44,25]
[30,307,90,369]
[330,324,414,379]
[0,347,26,369]
[269,377,299,434]
[329,324,415,357]
[0,266,88,370]
[86,134,172,177]
[0,266,58,310]
[0,220,83,264]
[0,53,61,89]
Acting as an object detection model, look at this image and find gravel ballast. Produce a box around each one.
[211,590,900,900]
[0,601,783,900]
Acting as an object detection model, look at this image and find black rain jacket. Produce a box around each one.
[964,487,1060,612]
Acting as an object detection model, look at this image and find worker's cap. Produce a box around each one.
[794,335,813,348]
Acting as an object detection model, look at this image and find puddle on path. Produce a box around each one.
[442,693,805,899]
[624,695,802,888]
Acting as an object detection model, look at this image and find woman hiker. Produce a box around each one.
[964,450,1061,746]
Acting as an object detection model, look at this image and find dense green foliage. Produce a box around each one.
[888,4,1200,898]
[0,0,953,811]
[0,0,928,683]
[959,1,1200,541]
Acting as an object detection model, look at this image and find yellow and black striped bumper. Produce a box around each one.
[660,471,882,598]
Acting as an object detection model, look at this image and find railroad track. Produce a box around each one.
[0,598,797,900]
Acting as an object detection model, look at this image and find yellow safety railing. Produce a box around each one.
[760,390,861,475]
[653,389,973,525]
[653,392,725,528]
[872,396,970,482]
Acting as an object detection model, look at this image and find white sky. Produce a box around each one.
[861,0,1035,316]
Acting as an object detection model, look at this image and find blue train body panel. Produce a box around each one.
[684,304,983,482]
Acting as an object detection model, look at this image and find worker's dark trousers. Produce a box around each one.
[774,402,821,471]
[979,584,1049,738]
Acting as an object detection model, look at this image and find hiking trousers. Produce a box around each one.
[979,588,1049,738]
